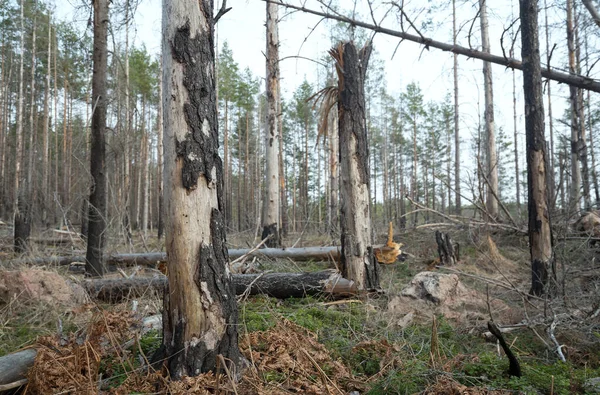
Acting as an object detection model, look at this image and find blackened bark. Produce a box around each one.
[520,0,555,296]
[162,0,244,379]
[334,42,380,291]
[85,0,108,277]
[83,270,354,302]
[435,230,457,266]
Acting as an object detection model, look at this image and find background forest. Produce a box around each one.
[0,0,598,239]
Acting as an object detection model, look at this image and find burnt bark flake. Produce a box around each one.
[171,21,218,190]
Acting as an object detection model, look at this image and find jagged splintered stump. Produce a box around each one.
[332,41,380,291]
[435,230,458,266]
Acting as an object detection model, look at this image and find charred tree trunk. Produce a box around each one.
[332,42,380,291]
[157,60,164,239]
[83,270,355,302]
[85,0,108,277]
[435,230,457,266]
[13,0,26,253]
[161,0,244,378]
[567,0,582,215]
[261,1,281,247]
[520,0,555,296]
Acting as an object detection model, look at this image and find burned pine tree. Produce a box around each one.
[330,42,380,291]
[520,0,555,296]
[261,0,281,247]
[85,0,108,276]
[160,0,245,378]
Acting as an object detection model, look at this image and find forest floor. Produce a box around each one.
[1,223,600,394]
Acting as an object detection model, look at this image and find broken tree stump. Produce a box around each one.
[83,270,356,302]
[435,230,458,266]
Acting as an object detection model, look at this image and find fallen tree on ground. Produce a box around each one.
[8,246,342,267]
[83,270,355,302]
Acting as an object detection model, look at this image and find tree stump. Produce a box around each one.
[435,230,458,266]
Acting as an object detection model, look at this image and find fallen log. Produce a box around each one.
[83,270,355,302]
[0,348,36,389]
[8,246,342,267]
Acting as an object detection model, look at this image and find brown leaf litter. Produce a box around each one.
[24,310,517,394]
[26,310,137,394]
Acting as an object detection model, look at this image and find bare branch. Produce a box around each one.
[214,0,232,23]
[582,0,600,28]
[262,0,600,92]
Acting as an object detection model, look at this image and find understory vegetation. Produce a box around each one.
[1,226,599,394]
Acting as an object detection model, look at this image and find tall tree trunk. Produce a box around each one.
[332,42,380,291]
[479,0,499,219]
[123,1,132,240]
[544,0,556,210]
[223,99,229,226]
[412,116,418,227]
[328,109,339,236]
[567,0,581,215]
[142,100,150,237]
[14,0,28,253]
[85,0,109,277]
[262,1,281,247]
[453,0,461,215]
[26,7,38,221]
[520,0,554,297]
[161,0,245,377]
[0,46,6,220]
[157,60,165,239]
[512,68,521,215]
[53,25,58,225]
[574,5,591,211]
[278,86,288,236]
[61,78,68,213]
[42,15,51,226]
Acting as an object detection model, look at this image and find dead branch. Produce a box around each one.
[263,0,600,93]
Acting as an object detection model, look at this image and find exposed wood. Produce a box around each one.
[82,270,355,302]
[435,230,458,266]
[374,222,403,264]
[332,42,380,291]
[265,0,600,93]
[479,0,499,219]
[0,348,36,387]
[520,0,555,296]
[262,0,281,247]
[452,0,461,216]
[161,0,244,377]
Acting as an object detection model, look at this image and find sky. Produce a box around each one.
[54,0,593,201]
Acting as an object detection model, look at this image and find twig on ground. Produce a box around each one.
[548,315,567,362]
